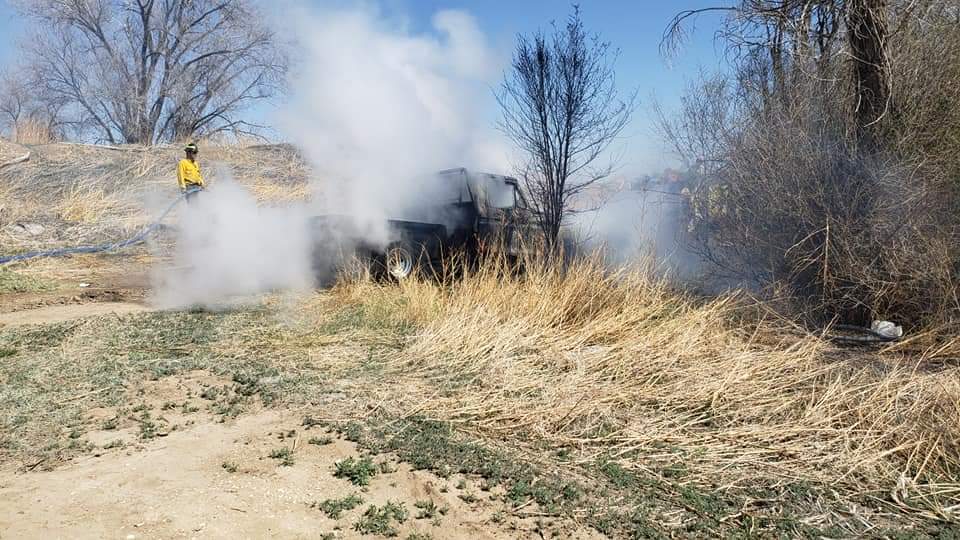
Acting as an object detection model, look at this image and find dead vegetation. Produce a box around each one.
[657,2,960,331]
[0,142,311,254]
[329,255,960,525]
[1,246,958,535]
[1,142,958,536]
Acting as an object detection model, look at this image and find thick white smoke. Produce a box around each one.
[282,3,510,245]
[150,170,313,309]
[150,3,510,307]
[570,182,703,281]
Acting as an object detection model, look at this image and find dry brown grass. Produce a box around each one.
[0,142,313,254]
[249,180,311,204]
[12,118,56,145]
[58,184,128,224]
[327,254,960,520]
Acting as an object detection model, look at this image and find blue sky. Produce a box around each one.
[0,0,728,171]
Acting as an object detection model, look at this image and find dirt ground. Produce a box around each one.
[0,372,567,539]
[0,301,148,326]
[0,262,601,539]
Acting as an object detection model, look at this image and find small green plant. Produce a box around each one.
[353,501,408,536]
[597,459,636,488]
[181,402,200,414]
[268,447,295,466]
[406,534,433,540]
[334,456,378,486]
[458,492,478,504]
[222,461,239,473]
[309,436,333,446]
[339,421,364,443]
[413,499,447,520]
[0,268,54,293]
[314,494,363,519]
[480,478,499,491]
[302,415,326,428]
[138,411,158,440]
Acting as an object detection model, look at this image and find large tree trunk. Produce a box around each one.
[847,0,890,149]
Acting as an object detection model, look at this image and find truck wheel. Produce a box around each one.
[385,242,415,280]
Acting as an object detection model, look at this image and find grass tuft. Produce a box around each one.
[313,494,363,519]
[268,447,295,466]
[353,501,408,536]
[334,456,378,486]
[0,268,56,293]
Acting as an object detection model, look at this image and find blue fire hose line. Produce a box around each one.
[0,187,201,265]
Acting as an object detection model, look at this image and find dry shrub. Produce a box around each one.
[656,4,960,330]
[888,2,960,190]
[659,70,960,328]
[250,179,311,203]
[12,118,56,145]
[332,253,960,515]
[691,109,958,327]
[58,184,126,224]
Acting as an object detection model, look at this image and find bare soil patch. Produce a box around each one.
[0,370,598,539]
[0,301,149,327]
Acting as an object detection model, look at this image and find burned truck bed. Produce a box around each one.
[308,168,533,282]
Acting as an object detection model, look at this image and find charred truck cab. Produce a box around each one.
[309,168,533,282]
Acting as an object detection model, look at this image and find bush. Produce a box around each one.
[685,101,959,326]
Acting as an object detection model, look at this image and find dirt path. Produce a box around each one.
[0,301,149,327]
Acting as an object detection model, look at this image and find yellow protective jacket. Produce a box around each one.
[177,159,205,191]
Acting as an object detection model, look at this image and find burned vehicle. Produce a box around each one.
[309,168,534,282]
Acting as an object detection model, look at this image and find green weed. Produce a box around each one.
[309,436,333,446]
[0,269,55,293]
[314,494,363,519]
[353,501,408,536]
[413,499,447,520]
[334,456,378,486]
[268,447,295,466]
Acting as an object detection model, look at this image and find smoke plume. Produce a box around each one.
[282,3,509,245]
[569,181,703,281]
[150,171,313,309]
[150,3,509,307]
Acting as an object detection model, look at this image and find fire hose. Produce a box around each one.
[0,187,201,265]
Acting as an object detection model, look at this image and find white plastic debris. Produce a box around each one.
[11,222,44,236]
[79,283,90,288]
[871,320,903,339]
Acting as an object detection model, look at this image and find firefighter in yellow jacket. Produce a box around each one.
[176,142,205,201]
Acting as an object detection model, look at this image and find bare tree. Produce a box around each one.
[662,1,893,148]
[0,68,67,143]
[846,0,889,148]
[497,6,635,254]
[10,0,287,145]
